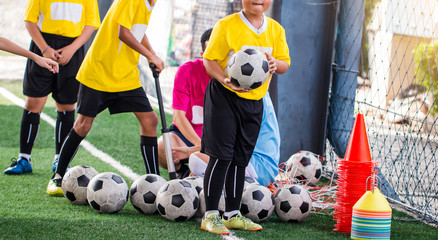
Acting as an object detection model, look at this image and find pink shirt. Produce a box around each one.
[172,58,210,137]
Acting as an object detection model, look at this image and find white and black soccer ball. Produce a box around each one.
[196,189,226,218]
[285,151,322,184]
[156,179,199,221]
[227,48,270,90]
[183,175,203,194]
[62,165,98,205]
[240,184,274,223]
[87,172,129,214]
[130,174,167,215]
[244,176,260,190]
[274,184,312,222]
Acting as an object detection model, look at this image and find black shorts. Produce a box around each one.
[23,32,84,104]
[76,84,153,117]
[169,124,194,147]
[201,79,263,166]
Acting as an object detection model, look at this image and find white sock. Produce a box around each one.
[223,210,239,220]
[19,153,31,161]
[204,210,219,218]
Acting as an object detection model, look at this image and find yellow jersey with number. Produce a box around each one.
[204,11,290,100]
[24,0,100,38]
[76,0,157,92]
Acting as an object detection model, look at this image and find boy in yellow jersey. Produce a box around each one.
[200,0,290,235]
[47,0,164,196]
[4,0,100,175]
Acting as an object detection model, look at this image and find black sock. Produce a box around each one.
[55,129,84,178]
[204,158,230,211]
[224,163,246,213]
[140,136,160,175]
[20,110,40,155]
[55,110,75,154]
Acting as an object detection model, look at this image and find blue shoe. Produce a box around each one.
[52,156,70,172]
[52,156,58,172]
[4,157,32,175]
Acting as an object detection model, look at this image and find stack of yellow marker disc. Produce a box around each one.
[351,188,392,239]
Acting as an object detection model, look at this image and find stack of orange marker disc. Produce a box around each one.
[333,113,376,233]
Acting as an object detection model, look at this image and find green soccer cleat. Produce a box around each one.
[223,212,263,231]
[46,178,63,197]
[201,212,230,235]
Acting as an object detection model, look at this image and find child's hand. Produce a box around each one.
[56,45,75,66]
[43,47,60,62]
[148,55,164,73]
[223,78,250,93]
[34,56,59,74]
[265,52,277,73]
[172,146,189,164]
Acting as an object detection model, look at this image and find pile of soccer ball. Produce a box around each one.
[61,161,317,223]
[61,165,130,213]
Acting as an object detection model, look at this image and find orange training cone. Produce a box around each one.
[344,113,371,163]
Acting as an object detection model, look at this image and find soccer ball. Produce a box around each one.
[87,172,129,214]
[130,174,167,214]
[244,176,260,190]
[183,175,203,194]
[62,165,99,205]
[240,184,274,223]
[227,48,270,90]
[196,189,226,218]
[156,179,199,221]
[274,184,312,222]
[285,151,322,184]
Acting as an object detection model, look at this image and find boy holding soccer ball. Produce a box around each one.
[200,0,290,235]
[47,0,164,196]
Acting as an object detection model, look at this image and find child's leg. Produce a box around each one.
[55,109,75,155]
[19,109,40,160]
[20,96,48,159]
[203,157,230,213]
[55,114,93,178]
[140,136,159,175]
[223,162,246,219]
[135,111,159,175]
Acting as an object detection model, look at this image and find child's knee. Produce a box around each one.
[189,153,208,177]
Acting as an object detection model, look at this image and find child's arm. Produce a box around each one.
[0,37,58,73]
[25,21,60,61]
[203,58,249,93]
[173,109,201,146]
[118,25,164,72]
[265,52,289,74]
[56,26,96,66]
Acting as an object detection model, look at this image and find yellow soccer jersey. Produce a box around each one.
[76,0,157,92]
[204,11,290,100]
[24,0,100,38]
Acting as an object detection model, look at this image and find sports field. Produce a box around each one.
[0,80,437,239]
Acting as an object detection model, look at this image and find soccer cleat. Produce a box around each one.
[267,182,278,196]
[52,156,70,172]
[51,156,58,172]
[176,164,191,179]
[46,178,64,197]
[201,212,230,235]
[223,212,263,231]
[4,157,32,175]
